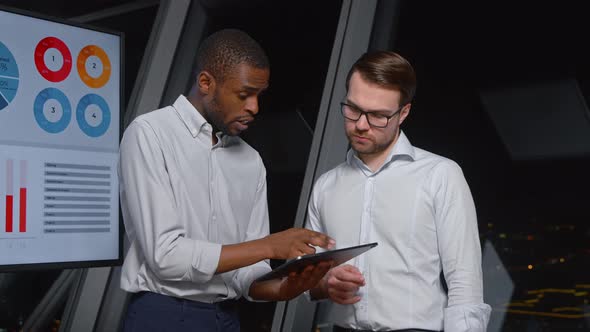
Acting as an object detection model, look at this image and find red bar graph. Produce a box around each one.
[19,160,27,233]
[19,188,26,232]
[5,159,13,232]
[5,195,13,232]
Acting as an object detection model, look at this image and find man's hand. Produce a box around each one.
[276,261,333,300]
[264,228,335,260]
[216,228,333,274]
[250,260,333,301]
[312,264,365,304]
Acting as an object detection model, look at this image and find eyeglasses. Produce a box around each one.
[340,102,403,128]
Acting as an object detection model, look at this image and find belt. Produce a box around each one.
[333,326,442,332]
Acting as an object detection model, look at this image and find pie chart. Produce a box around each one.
[34,87,72,133]
[34,37,72,83]
[0,41,19,112]
[76,94,110,137]
[77,45,111,88]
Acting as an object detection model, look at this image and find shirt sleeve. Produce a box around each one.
[303,176,329,302]
[431,160,492,331]
[305,175,326,234]
[238,158,272,301]
[119,120,221,284]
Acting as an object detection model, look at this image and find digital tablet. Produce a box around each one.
[255,242,378,282]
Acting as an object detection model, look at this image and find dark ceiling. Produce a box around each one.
[0,0,137,18]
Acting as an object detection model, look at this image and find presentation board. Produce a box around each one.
[0,7,123,270]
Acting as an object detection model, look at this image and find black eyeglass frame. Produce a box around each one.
[339,102,404,128]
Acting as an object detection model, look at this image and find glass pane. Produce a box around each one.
[200,1,343,331]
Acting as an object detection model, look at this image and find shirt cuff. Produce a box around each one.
[238,261,271,302]
[444,302,492,332]
[188,240,222,283]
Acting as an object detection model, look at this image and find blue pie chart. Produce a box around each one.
[76,94,110,137]
[0,41,19,112]
[34,88,72,133]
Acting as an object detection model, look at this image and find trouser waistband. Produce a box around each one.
[333,326,443,332]
[131,291,239,310]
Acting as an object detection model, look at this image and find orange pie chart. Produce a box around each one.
[77,45,111,88]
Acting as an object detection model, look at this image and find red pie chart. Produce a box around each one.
[34,37,72,82]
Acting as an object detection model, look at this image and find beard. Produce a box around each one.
[346,127,398,157]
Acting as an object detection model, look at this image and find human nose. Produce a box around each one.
[355,112,370,130]
[246,97,260,115]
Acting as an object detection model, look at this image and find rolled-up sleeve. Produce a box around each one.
[120,120,221,284]
[235,159,272,300]
[444,303,492,332]
[432,160,491,331]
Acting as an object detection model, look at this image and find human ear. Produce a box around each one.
[197,71,215,95]
[399,103,411,125]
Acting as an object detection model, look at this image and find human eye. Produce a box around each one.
[344,104,360,114]
[367,112,388,120]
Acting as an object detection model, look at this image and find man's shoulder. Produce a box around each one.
[413,147,459,168]
[132,106,177,128]
[314,161,349,187]
[413,147,465,181]
[124,106,180,141]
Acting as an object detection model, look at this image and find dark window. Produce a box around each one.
[200,1,343,330]
[384,1,590,330]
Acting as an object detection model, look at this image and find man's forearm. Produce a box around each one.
[216,239,271,274]
[216,228,335,274]
[248,280,285,301]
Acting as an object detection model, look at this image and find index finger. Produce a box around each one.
[306,230,335,249]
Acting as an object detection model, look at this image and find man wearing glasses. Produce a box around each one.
[306,51,491,331]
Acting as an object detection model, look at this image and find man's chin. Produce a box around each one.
[225,128,243,137]
[350,141,373,153]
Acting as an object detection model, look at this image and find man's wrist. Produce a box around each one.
[253,237,273,260]
[308,284,327,301]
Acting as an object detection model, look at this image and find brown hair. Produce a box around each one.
[346,51,416,106]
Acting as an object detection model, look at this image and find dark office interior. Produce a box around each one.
[1,1,589,331]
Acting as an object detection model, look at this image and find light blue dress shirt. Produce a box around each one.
[119,95,271,303]
[307,131,491,331]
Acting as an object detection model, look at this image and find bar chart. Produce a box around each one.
[4,159,27,234]
[0,145,119,266]
[5,159,13,232]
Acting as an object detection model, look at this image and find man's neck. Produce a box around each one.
[358,134,399,172]
[186,93,219,145]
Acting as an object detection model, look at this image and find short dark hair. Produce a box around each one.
[346,51,416,106]
[195,29,269,83]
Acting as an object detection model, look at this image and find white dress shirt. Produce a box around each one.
[119,95,271,303]
[307,131,491,331]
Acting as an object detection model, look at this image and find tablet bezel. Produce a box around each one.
[255,242,378,282]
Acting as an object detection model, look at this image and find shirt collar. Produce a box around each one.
[172,95,236,147]
[388,130,416,162]
[346,130,416,169]
[172,95,209,138]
